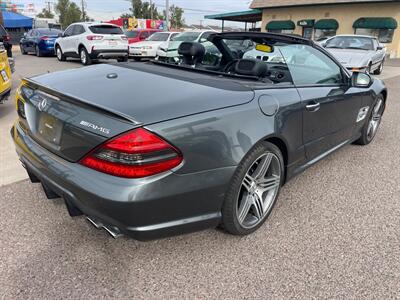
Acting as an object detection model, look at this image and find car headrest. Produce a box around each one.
[178,42,205,65]
[235,58,268,77]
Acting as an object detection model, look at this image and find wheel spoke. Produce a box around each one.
[257,175,280,192]
[242,174,254,192]
[252,193,264,219]
[252,153,273,180]
[238,194,253,223]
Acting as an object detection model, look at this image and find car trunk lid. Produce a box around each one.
[22,63,254,161]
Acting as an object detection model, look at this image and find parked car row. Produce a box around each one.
[18,22,387,75]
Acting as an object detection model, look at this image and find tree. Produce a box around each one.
[126,0,159,19]
[55,0,82,29]
[37,8,55,19]
[120,13,133,19]
[168,5,184,29]
[130,0,142,18]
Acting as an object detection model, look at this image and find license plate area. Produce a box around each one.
[38,113,63,146]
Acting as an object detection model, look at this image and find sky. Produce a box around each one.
[30,0,252,27]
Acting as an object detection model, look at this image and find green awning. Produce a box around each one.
[266,20,295,30]
[314,19,339,30]
[297,19,315,27]
[353,17,398,29]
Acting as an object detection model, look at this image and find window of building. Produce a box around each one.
[353,17,397,43]
[355,28,395,43]
[313,19,338,41]
[314,29,336,41]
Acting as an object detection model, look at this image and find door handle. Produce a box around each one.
[306,102,321,112]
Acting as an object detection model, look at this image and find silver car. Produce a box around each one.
[322,35,386,74]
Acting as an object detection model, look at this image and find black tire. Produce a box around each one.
[20,44,27,55]
[56,45,66,61]
[374,60,384,75]
[221,141,284,236]
[79,46,92,65]
[35,45,42,57]
[117,57,128,62]
[355,94,385,145]
[133,57,141,62]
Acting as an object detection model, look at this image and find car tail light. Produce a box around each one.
[87,35,103,41]
[40,36,49,41]
[80,128,183,178]
[121,36,128,41]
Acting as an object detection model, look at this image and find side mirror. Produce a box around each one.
[23,33,27,38]
[352,72,372,88]
[377,45,384,50]
[58,32,65,38]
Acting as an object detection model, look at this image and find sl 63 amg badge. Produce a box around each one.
[80,120,111,135]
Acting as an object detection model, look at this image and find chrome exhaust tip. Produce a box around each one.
[86,216,123,239]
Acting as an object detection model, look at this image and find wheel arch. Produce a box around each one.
[253,134,289,184]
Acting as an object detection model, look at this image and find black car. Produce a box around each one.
[0,25,12,57]
[12,32,387,240]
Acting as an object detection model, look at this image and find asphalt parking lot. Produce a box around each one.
[1,52,400,299]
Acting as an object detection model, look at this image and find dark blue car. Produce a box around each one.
[20,28,62,57]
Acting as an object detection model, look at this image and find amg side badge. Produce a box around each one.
[357,106,370,122]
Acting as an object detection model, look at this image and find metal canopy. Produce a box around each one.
[314,19,339,30]
[204,9,262,22]
[353,17,398,29]
[266,20,296,30]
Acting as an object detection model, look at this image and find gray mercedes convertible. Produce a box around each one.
[11,32,387,240]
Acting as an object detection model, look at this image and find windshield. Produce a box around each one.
[89,25,123,35]
[325,36,375,50]
[172,32,201,42]
[147,32,170,41]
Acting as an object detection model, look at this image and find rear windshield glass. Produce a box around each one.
[125,31,139,38]
[147,32,170,41]
[89,25,123,35]
[38,29,62,36]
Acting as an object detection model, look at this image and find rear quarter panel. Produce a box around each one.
[147,88,305,177]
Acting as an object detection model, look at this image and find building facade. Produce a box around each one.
[250,0,400,57]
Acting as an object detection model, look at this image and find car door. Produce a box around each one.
[372,38,385,64]
[26,30,36,52]
[71,25,85,55]
[60,25,75,54]
[21,30,32,51]
[280,44,363,161]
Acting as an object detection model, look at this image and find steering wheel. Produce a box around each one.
[223,59,240,73]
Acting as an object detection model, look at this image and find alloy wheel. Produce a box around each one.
[236,152,281,229]
[57,48,62,60]
[367,98,384,141]
[80,50,87,64]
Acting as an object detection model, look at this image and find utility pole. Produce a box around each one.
[46,1,51,13]
[81,0,86,22]
[165,0,169,30]
[150,0,153,20]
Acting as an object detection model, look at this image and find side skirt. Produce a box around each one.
[290,134,361,178]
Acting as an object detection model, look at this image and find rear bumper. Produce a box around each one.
[90,49,129,59]
[12,123,232,240]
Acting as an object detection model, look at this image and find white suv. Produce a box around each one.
[55,22,128,65]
